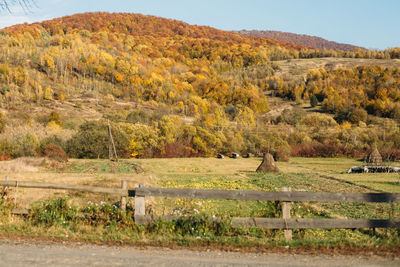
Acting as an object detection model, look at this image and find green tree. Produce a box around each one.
[12,133,40,157]
[310,95,318,107]
[0,111,6,133]
[66,121,130,158]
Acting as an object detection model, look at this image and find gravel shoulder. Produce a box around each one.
[0,239,399,267]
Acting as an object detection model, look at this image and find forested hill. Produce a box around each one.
[238,30,362,51]
[2,12,305,49]
[1,12,400,160]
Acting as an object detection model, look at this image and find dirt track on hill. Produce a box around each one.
[0,240,398,267]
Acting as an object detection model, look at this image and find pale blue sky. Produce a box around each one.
[0,0,399,50]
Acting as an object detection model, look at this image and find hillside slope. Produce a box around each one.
[0,12,400,160]
[3,12,306,50]
[238,30,362,51]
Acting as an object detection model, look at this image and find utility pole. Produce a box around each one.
[108,119,118,162]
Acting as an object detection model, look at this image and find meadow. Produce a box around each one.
[0,156,399,252]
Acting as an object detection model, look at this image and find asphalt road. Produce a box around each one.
[0,240,398,267]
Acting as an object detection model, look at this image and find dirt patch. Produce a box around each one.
[0,157,63,173]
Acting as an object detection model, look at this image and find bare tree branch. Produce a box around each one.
[0,0,36,13]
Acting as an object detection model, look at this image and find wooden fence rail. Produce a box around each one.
[0,180,127,196]
[133,187,400,203]
[2,180,399,203]
[2,180,400,238]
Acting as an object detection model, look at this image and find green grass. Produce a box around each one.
[1,156,399,251]
[60,159,144,174]
[146,157,400,221]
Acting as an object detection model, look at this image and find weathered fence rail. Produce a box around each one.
[0,180,127,196]
[2,180,400,238]
[133,187,400,202]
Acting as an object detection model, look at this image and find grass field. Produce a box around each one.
[1,157,399,215]
[0,156,399,251]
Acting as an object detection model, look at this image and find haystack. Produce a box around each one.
[256,153,279,172]
[366,146,382,165]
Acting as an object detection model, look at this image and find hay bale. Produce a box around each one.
[366,146,382,165]
[256,153,279,172]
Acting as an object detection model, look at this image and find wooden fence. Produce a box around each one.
[1,180,400,240]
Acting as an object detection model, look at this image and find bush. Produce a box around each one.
[103,110,128,122]
[40,135,65,152]
[276,107,306,125]
[81,202,133,227]
[44,144,68,162]
[290,143,362,158]
[272,147,290,162]
[12,133,40,157]
[380,149,400,162]
[66,121,130,158]
[291,143,342,158]
[300,113,338,127]
[335,107,367,124]
[30,198,78,226]
[0,154,11,161]
[310,95,318,107]
[48,111,63,126]
[0,138,12,157]
[30,198,133,228]
[126,110,154,124]
[0,111,6,133]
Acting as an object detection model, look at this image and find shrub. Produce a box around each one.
[40,135,65,152]
[380,149,400,162]
[48,111,63,126]
[169,215,231,237]
[44,144,68,162]
[349,108,368,124]
[0,138,12,157]
[66,121,130,158]
[225,104,238,119]
[272,146,290,162]
[291,143,362,158]
[30,198,78,226]
[12,133,40,157]
[310,95,318,107]
[0,154,11,161]
[126,110,153,124]
[0,111,6,133]
[276,107,306,125]
[335,107,367,124]
[103,110,128,122]
[163,141,193,158]
[120,123,161,158]
[300,113,338,127]
[291,143,342,158]
[81,202,134,227]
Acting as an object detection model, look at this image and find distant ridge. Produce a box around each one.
[238,30,363,51]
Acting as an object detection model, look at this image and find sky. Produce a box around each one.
[0,0,399,50]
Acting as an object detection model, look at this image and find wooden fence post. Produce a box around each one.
[2,176,9,199]
[120,180,127,211]
[135,184,145,224]
[282,187,292,241]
